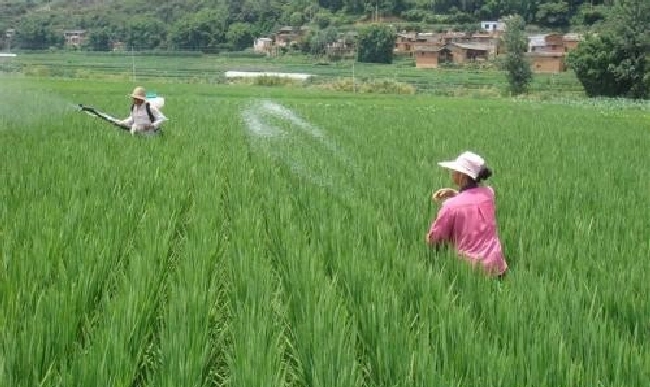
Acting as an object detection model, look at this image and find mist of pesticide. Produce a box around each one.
[258,100,360,171]
[242,99,403,233]
[242,99,362,201]
[0,83,84,128]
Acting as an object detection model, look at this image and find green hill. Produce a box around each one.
[1,0,610,52]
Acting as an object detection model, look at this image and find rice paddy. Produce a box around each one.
[1,76,649,387]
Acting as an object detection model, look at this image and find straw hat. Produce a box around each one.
[130,86,146,100]
[438,151,485,180]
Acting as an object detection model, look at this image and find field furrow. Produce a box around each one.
[200,113,298,387]
[131,192,196,387]
[147,133,235,387]
[222,176,295,386]
[259,176,363,387]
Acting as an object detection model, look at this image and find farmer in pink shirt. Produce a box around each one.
[427,151,508,279]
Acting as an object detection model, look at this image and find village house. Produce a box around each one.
[441,31,470,45]
[395,31,452,54]
[525,32,583,73]
[528,33,564,52]
[468,32,503,55]
[413,44,448,68]
[274,25,310,49]
[480,20,507,32]
[412,30,498,68]
[254,37,273,55]
[63,29,87,48]
[526,51,567,73]
[394,32,417,56]
[414,41,493,68]
[112,41,126,51]
[252,26,311,56]
[397,22,505,60]
[562,33,583,51]
[274,26,297,48]
[406,25,583,73]
[449,42,492,63]
[326,38,356,59]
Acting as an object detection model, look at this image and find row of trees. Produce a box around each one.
[12,11,256,52]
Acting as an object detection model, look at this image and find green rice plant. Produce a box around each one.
[0,116,155,386]
[224,206,292,387]
[60,201,181,386]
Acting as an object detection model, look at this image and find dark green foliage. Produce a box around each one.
[168,9,227,52]
[13,14,64,50]
[87,28,111,51]
[566,35,629,98]
[356,24,396,64]
[503,15,532,96]
[226,23,254,51]
[567,0,650,99]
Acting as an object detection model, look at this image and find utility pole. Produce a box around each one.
[131,45,136,82]
[5,29,15,52]
[375,1,379,22]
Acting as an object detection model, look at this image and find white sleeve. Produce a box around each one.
[117,113,133,126]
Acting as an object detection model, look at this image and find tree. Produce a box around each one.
[226,22,254,50]
[566,34,630,97]
[123,17,167,50]
[606,0,650,99]
[503,15,532,96]
[87,28,111,51]
[356,24,396,64]
[168,10,227,52]
[289,11,305,27]
[535,1,571,27]
[308,26,338,57]
[16,15,63,50]
[567,0,650,99]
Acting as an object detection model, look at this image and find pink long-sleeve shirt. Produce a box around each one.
[427,185,508,276]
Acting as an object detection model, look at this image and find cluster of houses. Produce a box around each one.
[402,29,583,73]
[255,21,584,74]
[54,22,583,74]
[254,25,357,59]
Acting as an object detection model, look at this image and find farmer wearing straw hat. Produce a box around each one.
[427,151,508,279]
[116,86,167,136]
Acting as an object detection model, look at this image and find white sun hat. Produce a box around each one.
[130,86,146,100]
[438,151,485,180]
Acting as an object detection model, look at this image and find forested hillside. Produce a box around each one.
[1,0,613,51]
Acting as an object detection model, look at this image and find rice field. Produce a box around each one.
[4,51,585,97]
[1,76,649,387]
